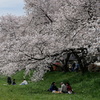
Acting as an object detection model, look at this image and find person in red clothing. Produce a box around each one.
[66,82,73,94]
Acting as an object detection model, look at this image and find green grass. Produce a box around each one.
[0,71,100,100]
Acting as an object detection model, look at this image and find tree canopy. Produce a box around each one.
[0,0,100,81]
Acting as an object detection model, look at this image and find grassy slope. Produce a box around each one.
[0,71,100,100]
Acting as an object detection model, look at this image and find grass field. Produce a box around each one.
[0,71,100,100]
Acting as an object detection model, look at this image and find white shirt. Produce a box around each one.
[61,84,67,92]
[20,80,28,85]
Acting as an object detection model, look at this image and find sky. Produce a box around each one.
[0,0,25,16]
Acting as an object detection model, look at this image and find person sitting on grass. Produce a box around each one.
[12,79,16,85]
[59,82,67,93]
[20,79,28,85]
[48,82,58,92]
[66,82,73,94]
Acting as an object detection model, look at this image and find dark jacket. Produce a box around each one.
[49,85,58,91]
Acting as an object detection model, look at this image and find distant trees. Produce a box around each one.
[0,0,100,81]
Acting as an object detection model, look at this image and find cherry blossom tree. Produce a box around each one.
[0,0,99,81]
[0,15,27,75]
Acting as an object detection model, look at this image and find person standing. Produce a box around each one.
[7,77,12,85]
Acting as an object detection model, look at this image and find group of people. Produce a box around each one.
[7,77,74,94]
[7,77,28,85]
[48,82,74,94]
